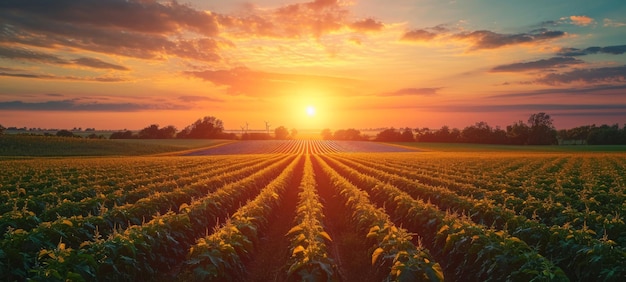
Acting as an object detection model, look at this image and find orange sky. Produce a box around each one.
[1,0,626,131]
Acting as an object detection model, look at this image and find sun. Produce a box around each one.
[306,105,316,117]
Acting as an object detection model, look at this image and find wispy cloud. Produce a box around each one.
[401,26,566,50]
[534,66,626,85]
[603,18,626,27]
[491,57,583,72]
[71,57,129,71]
[217,0,354,38]
[379,87,440,96]
[178,95,224,103]
[350,18,384,32]
[0,72,127,82]
[0,99,189,112]
[557,45,626,56]
[0,46,129,71]
[0,1,224,62]
[489,85,626,99]
[568,15,595,26]
[428,103,626,113]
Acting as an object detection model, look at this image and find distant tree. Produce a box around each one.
[177,116,224,139]
[290,128,298,139]
[110,130,135,139]
[321,128,333,140]
[274,126,289,139]
[400,127,414,142]
[334,128,363,141]
[587,124,623,145]
[375,128,403,142]
[506,121,530,145]
[138,124,160,139]
[158,125,177,139]
[0,124,5,135]
[527,113,557,145]
[492,126,508,144]
[461,122,492,143]
[86,133,105,139]
[56,130,75,137]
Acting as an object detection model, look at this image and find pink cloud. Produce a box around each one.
[569,15,594,26]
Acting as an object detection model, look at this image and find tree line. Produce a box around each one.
[110,116,298,140]
[321,113,626,145]
[2,112,625,145]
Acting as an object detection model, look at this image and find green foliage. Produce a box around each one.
[286,156,338,281]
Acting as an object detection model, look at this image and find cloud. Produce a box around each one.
[0,71,127,82]
[569,15,595,26]
[490,57,584,72]
[350,18,384,32]
[401,29,438,41]
[557,45,626,56]
[223,0,350,38]
[71,57,129,71]
[380,87,440,96]
[0,1,224,62]
[401,26,565,50]
[535,65,626,85]
[604,18,626,27]
[0,46,67,64]
[488,84,626,99]
[178,95,224,103]
[0,99,189,112]
[1,0,219,36]
[0,46,129,70]
[427,103,626,113]
[185,67,359,97]
[456,29,565,50]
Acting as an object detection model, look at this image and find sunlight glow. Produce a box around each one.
[306,106,316,116]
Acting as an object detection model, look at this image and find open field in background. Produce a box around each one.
[393,142,626,152]
[0,135,231,157]
[0,139,625,281]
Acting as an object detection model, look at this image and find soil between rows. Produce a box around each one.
[241,157,304,281]
[311,156,384,282]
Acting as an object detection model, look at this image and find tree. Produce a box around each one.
[274,126,289,139]
[0,124,5,135]
[527,112,557,145]
[375,128,403,142]
[110,130,135,139]
[138,124,160,139]
[177,116,224,139]
[321,128,333,140]
[506,121,530,145]
[334,128,363,140]
[290,128,298,139]
[56,130,75,137]
[158,125,177,139]
[400,127,414,142]
[461,122,492,143]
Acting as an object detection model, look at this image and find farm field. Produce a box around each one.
[1,140,625,281]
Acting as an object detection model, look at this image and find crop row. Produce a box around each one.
[1,155,296,281]
[324,153,625,281]
[319,154,569,281]
[181,155,303,281]
[345,153,626,241]
[313,154,444,281]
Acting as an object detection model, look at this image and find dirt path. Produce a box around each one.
[312,156,383,281]
[241,158,304,282]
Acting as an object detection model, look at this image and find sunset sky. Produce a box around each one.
[1,0,625,131]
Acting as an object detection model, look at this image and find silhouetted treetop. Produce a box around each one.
[177,116,224,139]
